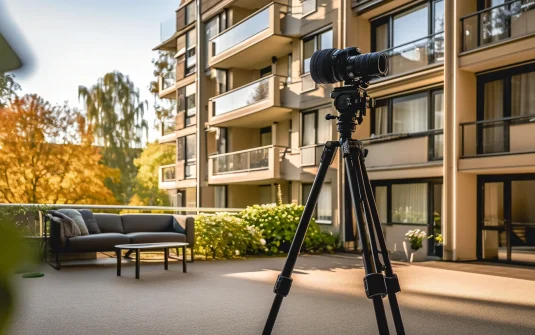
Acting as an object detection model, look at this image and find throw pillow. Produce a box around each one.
[78,209,101,234]
[58,209,89,235]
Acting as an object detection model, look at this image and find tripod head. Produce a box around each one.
[325,79,376,140]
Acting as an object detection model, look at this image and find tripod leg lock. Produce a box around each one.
[273,274,293,297]
[364,273,387,299]
[385,274,401,294]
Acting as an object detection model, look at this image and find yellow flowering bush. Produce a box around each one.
[240,203,339,254]
[194,213,265,259]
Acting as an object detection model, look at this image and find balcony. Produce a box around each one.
[159,120,176,143]
[154,16,178,51]
[352,0,413,17]
[300,144,325,167]
[207,2,293,69]
[379,33,444,79]
[208,75,293,127]
[460,1,535,72]
[360,130,443,179]
[459,114,535,173]
[158,162,197,190]
[208,146,285,184]
[159,70,176,99]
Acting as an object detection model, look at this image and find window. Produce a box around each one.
[302,0,317,16]
[372,0,444,51]
[259,185,272,205]
[205,11,227,69]
[302,28,333,73]
[185,134,196,178]
[215,186,227,208]
[287,53,292,84]
[215,69,228,95]
[302,183,332,224]
[477,63,535,154]
[371,0,444,76]
[260,65,272,78]
[260,126,272,146]
[301,107,332,146]
[177,83,196,126]
[392,184,428,224]
[185,2,196,25]
[186,29,196,75]
[372,89,443,135]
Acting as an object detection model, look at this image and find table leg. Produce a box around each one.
[115,248,121,276]
[164,248,169,270]
[135,249,140,279]
[182,246,187,273]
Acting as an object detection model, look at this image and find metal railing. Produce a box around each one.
[0,203,246,237]
[211,145,274,175]
[160,16,177,42]
[378,32,444,77]
[211,76,272,116]
[210,4,271,56]
[361,129,444,160]
[460,114,535,157]
[461,0,535,52]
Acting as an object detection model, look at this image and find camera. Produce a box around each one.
[310,47,388,85]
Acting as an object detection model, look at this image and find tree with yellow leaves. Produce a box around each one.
[0,94,118,204]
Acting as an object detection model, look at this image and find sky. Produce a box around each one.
[2,0,178,143]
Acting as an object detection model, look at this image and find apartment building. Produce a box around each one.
[153,0,535,265]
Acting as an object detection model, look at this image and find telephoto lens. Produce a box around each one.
[310,47,388,84]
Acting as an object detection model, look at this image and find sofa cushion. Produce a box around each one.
[78,210,101,234]
[67,233,130,252]
[58,209,89,235]
[94,214,124,233]
[126,232,186,244]
[121,215,173,233]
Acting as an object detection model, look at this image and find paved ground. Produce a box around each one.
[7,254,535,335]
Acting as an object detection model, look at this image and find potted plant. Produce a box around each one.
[403,229,431,262]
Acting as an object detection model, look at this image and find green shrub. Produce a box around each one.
[194,212,265,259]
[240,203,339,254]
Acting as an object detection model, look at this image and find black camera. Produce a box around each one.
[310,47,388,84]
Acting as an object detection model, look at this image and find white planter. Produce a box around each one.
[403,241,426,262]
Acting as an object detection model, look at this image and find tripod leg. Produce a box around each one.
[358,153,405,335]
[263,142,338,335]
[344,155,390,335]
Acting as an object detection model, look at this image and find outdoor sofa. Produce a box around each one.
[46,212,195,270]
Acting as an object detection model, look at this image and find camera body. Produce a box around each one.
[310,47,388,85]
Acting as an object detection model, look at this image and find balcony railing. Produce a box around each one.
[161,164,176,182]
[160,16,177,42]
[161,120,175,137]
[211,6,270,56]
[300,144,325,167]
[461,0,535,52]
[362,129,444,162]
[212,76,270,117]
[160,70,176,91]
[460,114,535,157]
[212,146,271,175]
[379,32,444,77]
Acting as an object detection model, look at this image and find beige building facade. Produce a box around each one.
[154,0,535,264]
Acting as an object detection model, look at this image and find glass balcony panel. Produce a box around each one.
[433,133,444,159]
[213,78,270,116]
[162,166,176,182]
[213,147,270,174]
[160,17,176,42]
[161,70,176,90]
[382,33,444,77]
[463,15,478,51]
[161,121,175,136]
[212,7,270,56]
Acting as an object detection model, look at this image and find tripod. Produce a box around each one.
[262,83,405,335]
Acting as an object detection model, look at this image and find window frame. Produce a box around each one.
[301,182,332,224]
[185,28,196,76]
[185,133,196,179]
[185,1,196,26]
[301,26,333,74]
[371,0,444,52]
[301,110,318,147]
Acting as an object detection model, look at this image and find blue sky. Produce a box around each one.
[3,0,178,142]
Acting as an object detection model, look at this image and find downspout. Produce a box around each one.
[196,0,203,212]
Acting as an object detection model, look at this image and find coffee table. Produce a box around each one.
[114,242,189,279]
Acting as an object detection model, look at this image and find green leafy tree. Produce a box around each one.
[149,51,176,124]
[0,73,20,108]
[129,141,175,206]
[78,71,148,204]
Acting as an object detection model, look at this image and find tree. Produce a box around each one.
[247,80,269,104]
[149,51,176,124]
[129,141,175,206]
[0,94,118,204]
[0,73,20,108]
[78,71,148,204]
